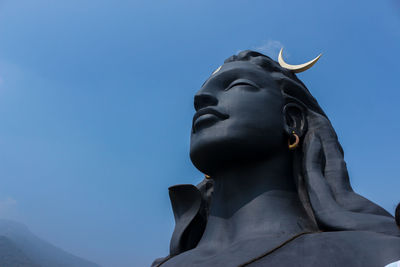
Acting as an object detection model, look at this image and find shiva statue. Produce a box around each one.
[152,49,400,267]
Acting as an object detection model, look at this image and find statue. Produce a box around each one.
[152,49,400,267]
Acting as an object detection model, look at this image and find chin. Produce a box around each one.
[190,132,272,175]
[190,138,226,175]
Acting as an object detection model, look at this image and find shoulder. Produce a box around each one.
[248,231,400,267]
[304,230,400,246]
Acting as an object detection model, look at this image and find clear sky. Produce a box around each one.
[0,0,399,266]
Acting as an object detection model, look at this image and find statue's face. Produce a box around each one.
[190,61,286,175]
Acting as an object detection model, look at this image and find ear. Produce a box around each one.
[283,102,307,138]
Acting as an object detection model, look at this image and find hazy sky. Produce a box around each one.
[0,1,399,266]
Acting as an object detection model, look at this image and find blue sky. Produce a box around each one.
[0,0,399,266]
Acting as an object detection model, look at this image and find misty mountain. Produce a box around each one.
[0,219,100,267]
[0,236,40,267]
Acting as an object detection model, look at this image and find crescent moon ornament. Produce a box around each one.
[278,48,322,73]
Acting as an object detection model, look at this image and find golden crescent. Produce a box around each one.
[278,48,322,73]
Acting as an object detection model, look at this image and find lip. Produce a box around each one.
[192,107,229,132]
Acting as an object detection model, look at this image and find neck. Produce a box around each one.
[197,149,314,249]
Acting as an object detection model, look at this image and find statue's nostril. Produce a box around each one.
[194,93,218,111]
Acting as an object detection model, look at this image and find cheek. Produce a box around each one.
[225,91,285,138]
[224,114,284,146]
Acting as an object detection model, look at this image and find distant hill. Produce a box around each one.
[0,219,100,267]
[0,235,40,267]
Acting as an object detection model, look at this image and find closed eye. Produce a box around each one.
[225,79,259,91]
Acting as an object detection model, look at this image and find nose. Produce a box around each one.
[194,93,218,111]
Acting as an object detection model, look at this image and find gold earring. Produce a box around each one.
[205,174,211,179]
[288,131,299,150]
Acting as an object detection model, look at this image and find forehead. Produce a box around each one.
[204,61,276,88]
